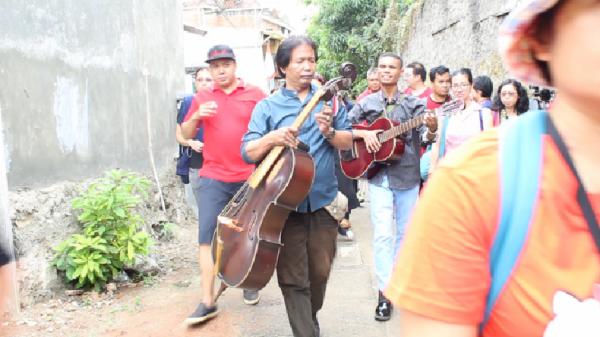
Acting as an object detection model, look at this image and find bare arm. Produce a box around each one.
[399,309,477,337]
[325,130,353,150]
[175,124,188,146]
[176,124,204,152]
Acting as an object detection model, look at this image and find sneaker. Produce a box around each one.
[345,229,354,240]
[243,289,260,305]
[185,303,218,325]
[375,291,392,321]
[337,227,354,241]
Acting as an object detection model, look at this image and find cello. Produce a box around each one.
[212,63,357,296]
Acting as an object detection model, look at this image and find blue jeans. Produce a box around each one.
[369,175,419,291]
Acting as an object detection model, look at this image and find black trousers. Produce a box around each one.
[276,209,338,337]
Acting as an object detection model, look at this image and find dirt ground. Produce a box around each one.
[0,205,243,337]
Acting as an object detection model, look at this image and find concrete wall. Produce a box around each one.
[399,0,523,84]
[0,0,184,189]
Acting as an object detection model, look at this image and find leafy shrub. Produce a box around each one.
[53,170,152,290]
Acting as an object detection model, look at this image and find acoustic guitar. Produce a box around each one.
[340,99,464,179]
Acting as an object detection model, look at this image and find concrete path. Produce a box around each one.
[187,201,403,337]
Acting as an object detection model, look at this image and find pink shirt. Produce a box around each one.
[444,101,492,154]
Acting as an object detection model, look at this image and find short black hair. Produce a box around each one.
[406,62,426,82]
[275,35,318,77]
[492,79,530,115]
[378,52,403,68]
[473,75,494,98]
[429,65,450,82]
[451,68,473,84]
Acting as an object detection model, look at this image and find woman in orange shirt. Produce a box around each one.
[386,0,600,336]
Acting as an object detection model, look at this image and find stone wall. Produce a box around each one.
[0,0,184,189]
[398,0,524,84]
[0,0,187,305]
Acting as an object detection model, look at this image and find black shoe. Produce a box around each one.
[243,289,260,305]
[185,303,218,325]
[375,291,392,321]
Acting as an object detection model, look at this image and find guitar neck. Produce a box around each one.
[379,115,425,143]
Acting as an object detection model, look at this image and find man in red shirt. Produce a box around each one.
[181,45,266,325]
[356,67,381,102]
[426,65,451,110]
[404,62,433,99]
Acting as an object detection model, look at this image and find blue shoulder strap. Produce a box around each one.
[438,115,450,159]
[481,110,546,328]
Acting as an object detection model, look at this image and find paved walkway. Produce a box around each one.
[181,201,403,337]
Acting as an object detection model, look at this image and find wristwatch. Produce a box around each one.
[324,128,336,140]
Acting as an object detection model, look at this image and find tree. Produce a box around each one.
[307,0,390,96]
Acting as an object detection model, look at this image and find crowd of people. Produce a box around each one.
[174,0,599,336]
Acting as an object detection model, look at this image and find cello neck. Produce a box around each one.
[248,87,326,189]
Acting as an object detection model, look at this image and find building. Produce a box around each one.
[182,0,294,93]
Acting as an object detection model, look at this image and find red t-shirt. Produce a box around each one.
[425,94,450,110]
[404,86,433,99]
[357,88,376,102]
[184,80,265,182]
[386,130,600,336]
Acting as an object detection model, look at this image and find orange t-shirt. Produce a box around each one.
[385,129,600,337]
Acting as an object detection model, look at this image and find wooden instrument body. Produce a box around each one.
[340,118,406,179]
[214,146,315,290]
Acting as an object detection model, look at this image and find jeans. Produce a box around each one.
[277,209,338,337]
[195,177,244,244]
[369,175,419,291]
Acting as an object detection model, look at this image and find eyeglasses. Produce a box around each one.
[451,83,471,89]
[500,92,517,97]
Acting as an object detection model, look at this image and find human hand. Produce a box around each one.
[315,104,334,136]
[188,140,204,153]
[360,129,381,153]
[269,126,299,148]
[193,101,218,120]
[424,111,438,132]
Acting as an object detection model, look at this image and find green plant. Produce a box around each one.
[53,170,153,290]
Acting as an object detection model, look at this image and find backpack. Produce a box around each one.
[176,96,195,184]
[481,109,546,330]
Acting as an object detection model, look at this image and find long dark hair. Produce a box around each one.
[492,79,530,115]
[275,35,318,77]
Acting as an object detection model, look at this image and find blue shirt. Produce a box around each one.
[177,95,204,142]
[241,83,351,213]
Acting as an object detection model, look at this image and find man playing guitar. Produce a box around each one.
[347,52,437,321]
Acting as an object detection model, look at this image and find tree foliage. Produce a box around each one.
[307,0,390,95]
[307,0,413,96]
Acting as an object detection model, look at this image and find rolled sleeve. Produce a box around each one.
[241,101,270,164]
[333,103,352,131]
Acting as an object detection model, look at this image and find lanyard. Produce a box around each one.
[546,115,600,254]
